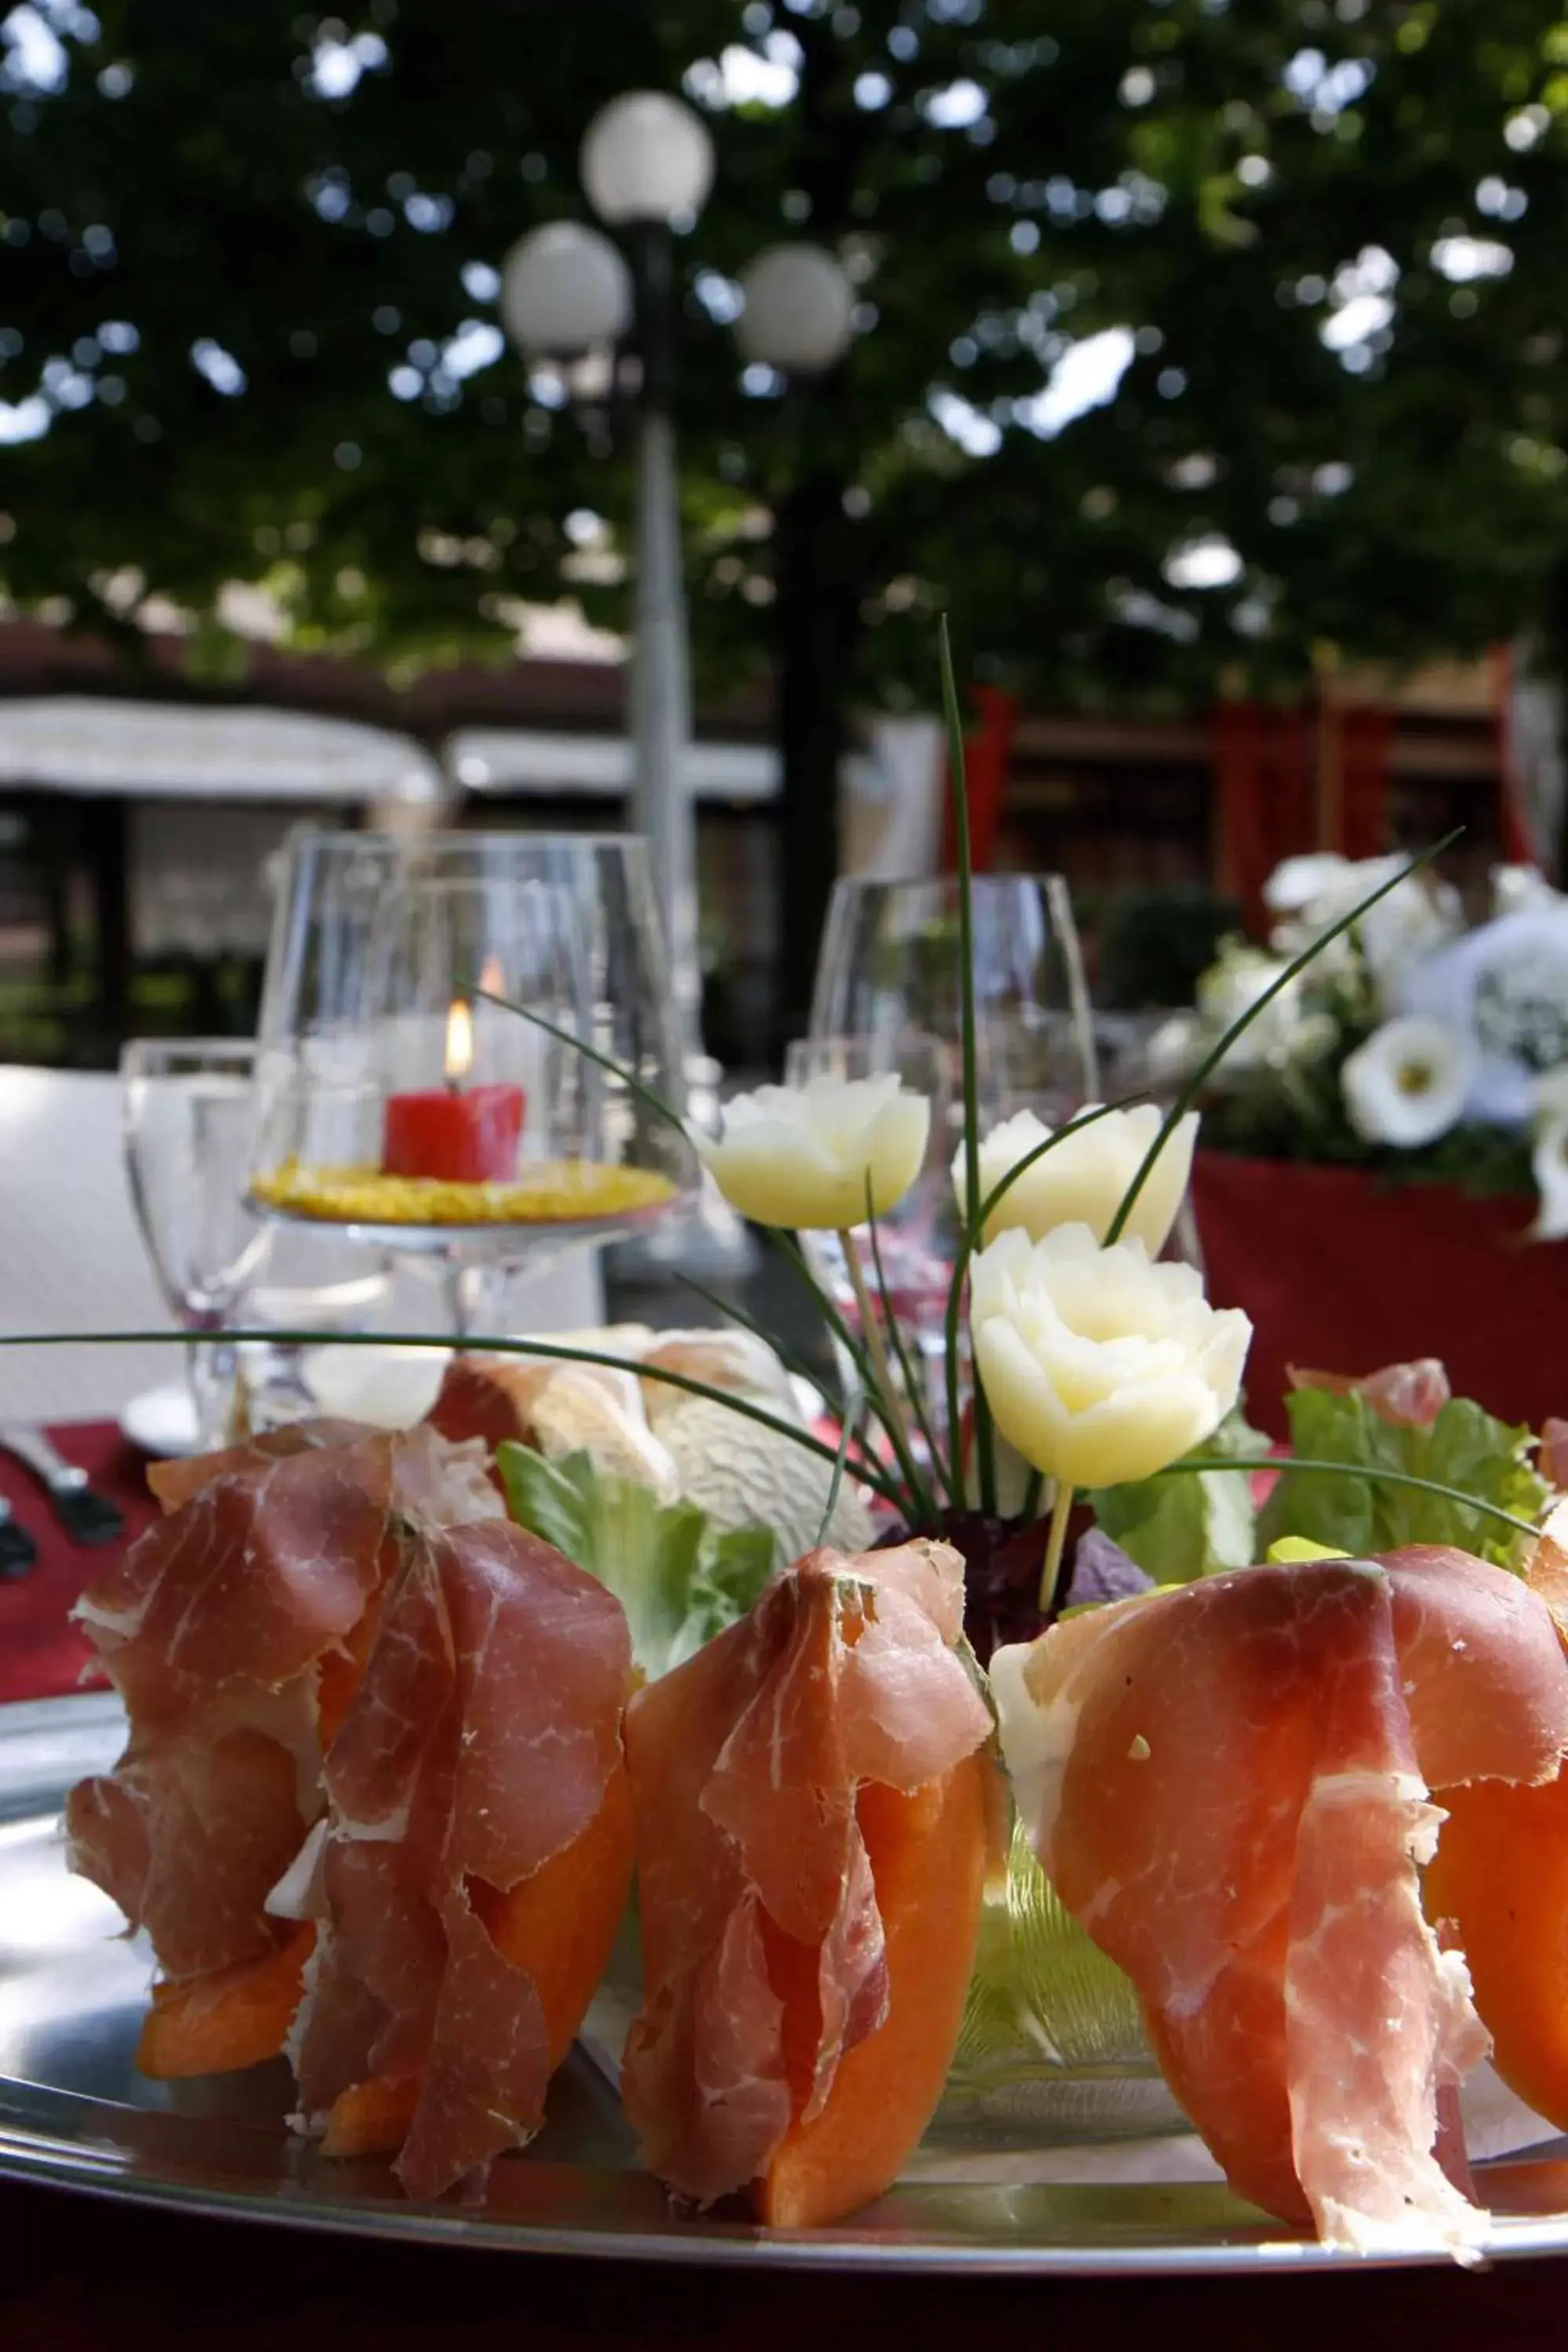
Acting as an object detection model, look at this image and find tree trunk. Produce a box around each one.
[768,12,869,1061]
[1541,557,1568,887]
[773,470,862,1058]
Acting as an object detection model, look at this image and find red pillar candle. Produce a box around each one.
[381,1084,525,1183]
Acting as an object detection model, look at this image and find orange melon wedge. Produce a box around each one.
[470,1751,635,2072]
[320,2071,421,2159]
[136,1920,316,2081]
[135,1586,384,2084]
[756,1751,991,2230]
[321,1755,636,2158]
[1425,1770,1568,2129]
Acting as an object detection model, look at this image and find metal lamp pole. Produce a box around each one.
[574,91,715,1107]
[625,218,702,1050]
[501,97,858,1106]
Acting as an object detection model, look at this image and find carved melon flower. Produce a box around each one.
[969,1225,1251,1491]
[699,1073,930,1231]
[953,1103,1199,1258]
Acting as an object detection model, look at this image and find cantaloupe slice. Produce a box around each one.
[756,1752,991,2230]
[470,1751,635,2072]
[1424,1770,1568,2128]
[137,1584,390,2084]
[320,2071,421,2158]
[320,1755,636,2157]
[136,1920,317,2080]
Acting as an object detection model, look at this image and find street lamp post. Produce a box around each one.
[577,95,713,1052]
[735,244,856,378]
[499,91,855,1087]
[501,105,710,1058]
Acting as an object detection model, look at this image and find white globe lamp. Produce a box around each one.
[499,221,633,357]
[581,91,715,227]
[735,244,856,376]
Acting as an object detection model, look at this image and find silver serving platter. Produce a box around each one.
[6,1692,1568,2275]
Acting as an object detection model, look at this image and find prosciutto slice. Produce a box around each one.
[145,1419,383,1513]
[1540,1420,1568,1493]
[67,1426,500,1979]
[289,1519,633,2201]
[621,1541,992,2206]
[1289,1359,1451,1428]
[992,1547,1568,2256]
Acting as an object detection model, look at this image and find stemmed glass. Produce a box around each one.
[786,1032,953,1457]
[121,1039,274,1450]
[810,873,1098,1115]
[250,829,699,1341]
[805,875,1098,1462]
[121,1038,398,1443]
[245,1232,396,1426]
[1091,1009,1206,1273]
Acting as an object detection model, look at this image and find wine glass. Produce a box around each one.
[251,829,699,1341]
[807,877,1098,1472]
[1090,1009,1206,1274]
[786,1031,953,1459]
[121,1039,273,1450]
[245,1229,396,1428]
[810,874,1099,1119]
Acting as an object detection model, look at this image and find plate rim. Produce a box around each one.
[5,2124,1568,2274]
[9,1693,1568,2277]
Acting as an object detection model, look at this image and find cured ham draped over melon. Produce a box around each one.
[67,1424,499,1979]
[143,1418,390,1515]
[283,1516,633,2200]
[66,1421,635,2203]
[622,1540,995,2228]
[993,1546,1568,2256]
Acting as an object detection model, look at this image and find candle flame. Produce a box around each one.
[477,953,505,1000]
[445,996,475,1083]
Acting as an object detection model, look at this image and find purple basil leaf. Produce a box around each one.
[1065,1526,1155,1608]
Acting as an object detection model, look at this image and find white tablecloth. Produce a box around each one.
[0,1065,603,1423]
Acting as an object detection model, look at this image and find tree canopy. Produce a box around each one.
[4,0,1568,713]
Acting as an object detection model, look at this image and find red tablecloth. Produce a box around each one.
[0,1422,161,1705]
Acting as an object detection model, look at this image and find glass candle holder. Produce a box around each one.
[250,829,699,1339]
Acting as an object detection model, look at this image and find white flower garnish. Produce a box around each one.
[969,1224,1250,1490]
[953,1102,1198,1257]
[699,1073,930,1231]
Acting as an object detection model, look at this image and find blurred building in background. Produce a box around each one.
[0,605,1519,1069]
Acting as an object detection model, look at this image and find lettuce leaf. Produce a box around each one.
[496,1443,776,1679]
[1087,1405,1270,1584]
[1256,1386,1545,1570]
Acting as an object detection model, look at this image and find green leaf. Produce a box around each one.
[1258,1388,1548,1570]
[495,1444,776,1679]
[1087,1405,1270,1583]
[684,1523,778,1650]
[1419,1399,1551,1563]
[1255,1389,1395,1558]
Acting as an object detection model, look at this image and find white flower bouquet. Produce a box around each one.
[1175,853,1568,1235]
